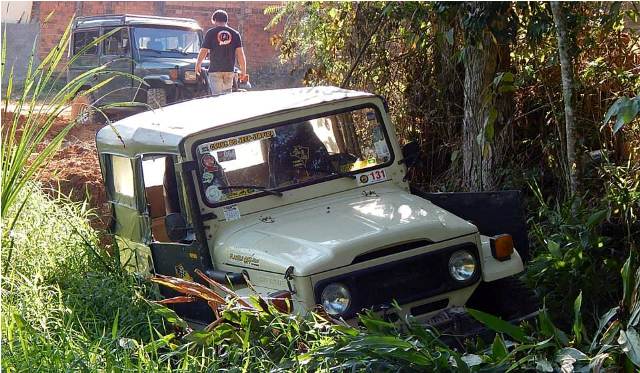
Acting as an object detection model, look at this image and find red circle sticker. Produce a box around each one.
[201,154,218,171]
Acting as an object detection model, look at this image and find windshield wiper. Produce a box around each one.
[167,48,189,55]
[332,170,356,179]
[140,48,163,54]
[312,167,356,179]
[218,185,283,197]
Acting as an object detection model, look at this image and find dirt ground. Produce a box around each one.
[5,108,112,230]
[40,114,110,229]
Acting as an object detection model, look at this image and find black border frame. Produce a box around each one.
[190,103,396,209]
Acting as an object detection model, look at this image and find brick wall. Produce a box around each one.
[31,1,301,89]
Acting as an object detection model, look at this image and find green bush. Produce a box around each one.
[525,183,623,330]
[1,185,167,371]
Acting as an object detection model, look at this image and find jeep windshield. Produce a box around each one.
[195,106,394,207]
[133,27,200,57]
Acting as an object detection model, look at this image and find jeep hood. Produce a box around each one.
[214,187,477,276]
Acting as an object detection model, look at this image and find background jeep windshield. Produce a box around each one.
[133,27,200,55]
[195,107,393,206]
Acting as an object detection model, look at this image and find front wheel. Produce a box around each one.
[147,88,167,109]
[70,91,97,125]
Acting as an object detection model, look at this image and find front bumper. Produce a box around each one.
[427,306,540,346]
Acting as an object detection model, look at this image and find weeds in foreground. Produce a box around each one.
[4,183,640,372]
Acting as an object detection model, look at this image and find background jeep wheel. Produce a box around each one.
[147,88,167,109]
[70,91,96,125]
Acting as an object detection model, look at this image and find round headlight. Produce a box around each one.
[448,250,477,281]
[320,283,351,316]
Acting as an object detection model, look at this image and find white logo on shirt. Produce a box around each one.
[217,30,232,46]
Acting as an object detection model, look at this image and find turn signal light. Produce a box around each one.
[268,290,293,313]
[169,68,178,80]
[184,70,197,81]
[490,234,514,261]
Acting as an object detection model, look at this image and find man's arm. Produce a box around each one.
[236,47,247,81]
[195,48,209,75]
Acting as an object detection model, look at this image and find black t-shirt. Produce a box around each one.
[202,26,243,72]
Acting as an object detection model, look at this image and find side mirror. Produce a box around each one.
[401,141,421,168]
[165,213,188,242]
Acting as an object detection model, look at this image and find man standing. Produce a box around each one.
[196,9,247,95]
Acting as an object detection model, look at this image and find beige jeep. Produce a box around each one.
[96,86,533,327]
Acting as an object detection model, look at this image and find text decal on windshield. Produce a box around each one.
[356,169,387,186]
[198,129,276,154]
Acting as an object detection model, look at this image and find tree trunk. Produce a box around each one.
[435,18,457,140]
[462,32,497,192]
[550,1,578,196]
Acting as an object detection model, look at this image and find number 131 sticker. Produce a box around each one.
[356,169,388,186]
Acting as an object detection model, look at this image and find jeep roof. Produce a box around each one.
[73,14,201,30]
[96,86,375,156]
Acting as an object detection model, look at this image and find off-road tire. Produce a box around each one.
[70,91,97,125]
[147,88,167,109]
[466,276,540,321]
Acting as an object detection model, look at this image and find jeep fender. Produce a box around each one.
[143,75,175,89]
[479,235,524,282]
[72,84,93,98]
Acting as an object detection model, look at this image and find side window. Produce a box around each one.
[108,155,136,207]
[72,30,99,55]
[103,27,129,56]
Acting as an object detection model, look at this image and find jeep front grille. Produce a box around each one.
[314,242,480,318]
[351,239,432,264]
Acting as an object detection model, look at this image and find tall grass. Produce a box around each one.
[0,185,164,371]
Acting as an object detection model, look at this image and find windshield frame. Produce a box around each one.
[132,25,202,57]
[190,103,396,209]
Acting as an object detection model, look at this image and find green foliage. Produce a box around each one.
[1,185,166,371]
[525,180,623,329]
[469,253,640,372]
[602,95,640,134]
[268,2,639,195]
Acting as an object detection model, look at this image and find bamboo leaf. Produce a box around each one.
[622,254,633,309]
[572,291,584,344]
[491,333,509,360]
[590,306,620,352]
[111,308,120,340]
[618,328,640,367]
[468,308,527,343]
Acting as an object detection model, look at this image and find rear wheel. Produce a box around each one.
[147,88,167,109]
[70,91,97,125]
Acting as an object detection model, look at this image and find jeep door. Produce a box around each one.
[102,154,154,275]
[97,27,134,104]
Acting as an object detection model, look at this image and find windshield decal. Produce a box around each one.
[223,204,241,221]
[356,169,388,186]
[205,184,223,203]
[198,129,276,154]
